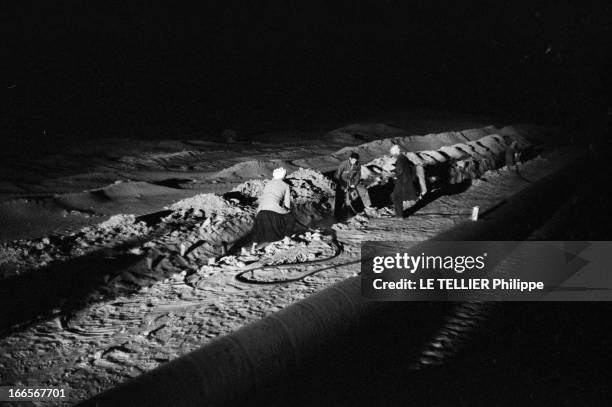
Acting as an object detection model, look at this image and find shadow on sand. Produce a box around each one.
[0,211,176,338]
[0,249,145,337]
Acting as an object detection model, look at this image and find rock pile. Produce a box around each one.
[232,179,267,199]
[258,230,336,266]
[232,167,335,205]
[167,193,241,216]
[0,215,151,278]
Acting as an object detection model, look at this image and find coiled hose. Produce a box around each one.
[234,237,344,284]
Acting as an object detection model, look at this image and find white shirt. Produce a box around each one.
[256,179,291,214]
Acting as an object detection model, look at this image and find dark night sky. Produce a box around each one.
[5,1,610,141]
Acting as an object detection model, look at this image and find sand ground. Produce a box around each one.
[0,110,573,405]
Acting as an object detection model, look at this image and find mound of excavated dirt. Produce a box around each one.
[287,168,335,205]
[210,160,300,181]
[0,214,152,278]
[232,179,268,199]
[97,214,141,230]
[232,167,335,205]
[167,193,241,216]
[288,168,335,195]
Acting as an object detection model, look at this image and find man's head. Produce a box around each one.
[272,167,287,180]
[349,152,359,165]
[390,145,401,157]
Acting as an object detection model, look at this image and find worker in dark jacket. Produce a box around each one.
[334,152,369,219]
[390,145,427,218]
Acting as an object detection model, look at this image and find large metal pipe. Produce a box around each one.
[79,151,588,407]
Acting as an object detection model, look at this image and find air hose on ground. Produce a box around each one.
[234,237,344,285]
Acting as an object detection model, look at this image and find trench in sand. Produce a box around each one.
[1,126,536,335]
[0,124,567,404]
[61,148,589,406]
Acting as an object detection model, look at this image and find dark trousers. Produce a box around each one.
[392,192,404,218]
[252,210,295,243]
[392,190,418,218]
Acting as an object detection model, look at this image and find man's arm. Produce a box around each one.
[416,165,427,196]
[283,184,291,209]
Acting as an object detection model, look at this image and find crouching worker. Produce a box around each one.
[250,167,296,251]
[389,145,427,218]
[334,152,370,219]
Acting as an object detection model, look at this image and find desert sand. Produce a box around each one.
[0,110,576,404]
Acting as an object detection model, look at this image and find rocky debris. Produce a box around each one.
[184,229,338,288]
[232,179,267,199]
[167,193,240,216]
[364,206,395,218]
[332,214,370,231]
[0,215,151,278]
[77,215,150,247]
[232,167,335,205]
[103,202,256,296]
[0,246,22,273]
[258,231,337,265]
[287,168,335,197]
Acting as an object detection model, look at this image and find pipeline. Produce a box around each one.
[78,151,590,407]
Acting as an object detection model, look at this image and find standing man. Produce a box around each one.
[389,145,427,218]
[334,152,370,218]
